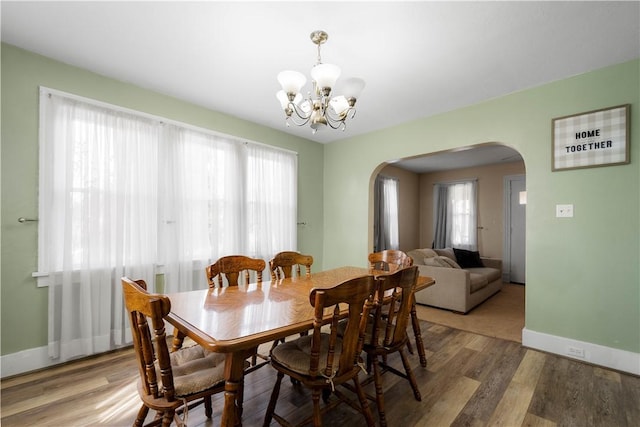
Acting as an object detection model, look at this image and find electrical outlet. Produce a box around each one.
[556,204,574,218]
[567,346,585,358]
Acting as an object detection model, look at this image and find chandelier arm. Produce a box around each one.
[287,114,312,127]
[286,104,312,127]
[322,111,347,130]
[325,119,345,130]
[289,102,312,121]
[324,106,356,123]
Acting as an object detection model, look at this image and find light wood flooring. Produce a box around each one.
[2,320,639,426]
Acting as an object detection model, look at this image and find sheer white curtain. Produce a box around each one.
[244,143,297,259]
[159,131,297,293]
[39,91,159,361]
[160,126,244,292]
[39,89,297,363]
[432,180,477,250]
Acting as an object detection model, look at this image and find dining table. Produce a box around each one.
[165,265,434,427]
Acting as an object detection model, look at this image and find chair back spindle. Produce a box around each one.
[270,251,314,280]
[206,255,266,288]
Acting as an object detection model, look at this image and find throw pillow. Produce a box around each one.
[439,256,462,269]
[453,248,484,268]
[424,256,461,269]
[421,248,438,259]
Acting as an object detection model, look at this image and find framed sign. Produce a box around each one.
[552,104,630,171]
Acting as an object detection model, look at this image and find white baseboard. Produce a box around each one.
[522,328,640,376]
[1,345,58,378]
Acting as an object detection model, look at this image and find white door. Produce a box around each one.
[505,175,526,284]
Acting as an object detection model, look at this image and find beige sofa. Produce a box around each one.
[407,248,503,314]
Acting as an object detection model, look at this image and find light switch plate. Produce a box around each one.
[556,204,574,218]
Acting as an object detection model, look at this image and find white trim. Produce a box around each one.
[502,174,526,283]
[38,86,298,156]
[1,345,70,378]
[522,328,640,376]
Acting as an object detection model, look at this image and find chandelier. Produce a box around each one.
[276,30,365,134]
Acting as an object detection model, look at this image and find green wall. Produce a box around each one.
[0,44,324,355]
[323,59,639,354]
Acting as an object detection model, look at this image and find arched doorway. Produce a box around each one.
[369,143,526,342]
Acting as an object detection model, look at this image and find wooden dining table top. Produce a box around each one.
[166,265,434,354]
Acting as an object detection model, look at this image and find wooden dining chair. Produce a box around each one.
[269,251,314,280]
[365,266,422,427]
[368,249,427,362]
[122,277,231,427]
[205,255,266,288]
[263,275,377,427]
[368,249,413,272]
[205,255,268,368]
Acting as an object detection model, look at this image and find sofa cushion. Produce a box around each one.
[469,273,488,293]
[453,248,484,268]
[406,249,438,265]
[434,248,456,261]
[424,256,461,269]
[467,267,502,283]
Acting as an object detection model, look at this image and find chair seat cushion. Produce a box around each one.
[271,334,343,375]
[165,345,226,397]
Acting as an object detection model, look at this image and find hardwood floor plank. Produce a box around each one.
[527,353,637,427]
[622,373,640,426]
[455,340,527,423]
[417,375,480,426]
[485,349,546,426]
[590,369,625,427]
[528,354,567,422]
[426,329,478,372]
[487,380,534,426]
[522,412,557,427]
[464,333,493,353]
[1,376,110,418]
[512,349,547,386]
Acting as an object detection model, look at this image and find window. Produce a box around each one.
[373,175,399,252]
[39,88,297,361]
[432,180,477,250]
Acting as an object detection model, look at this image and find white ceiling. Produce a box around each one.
[391,144,524,173]
[2,1,639,170]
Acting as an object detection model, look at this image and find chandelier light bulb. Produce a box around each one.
[277,91,302,109]
[342,77,366,102]
[276,90,289,109]
[310,63,341,92]
[277,70,306,97]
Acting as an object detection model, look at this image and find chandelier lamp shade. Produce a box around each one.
[276,30,365,133]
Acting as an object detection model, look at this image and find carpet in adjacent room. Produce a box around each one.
[414,283,525,343]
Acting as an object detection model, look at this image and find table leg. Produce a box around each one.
[171,328,186,352]
[221,348,254,427]
[410,302,427,367]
